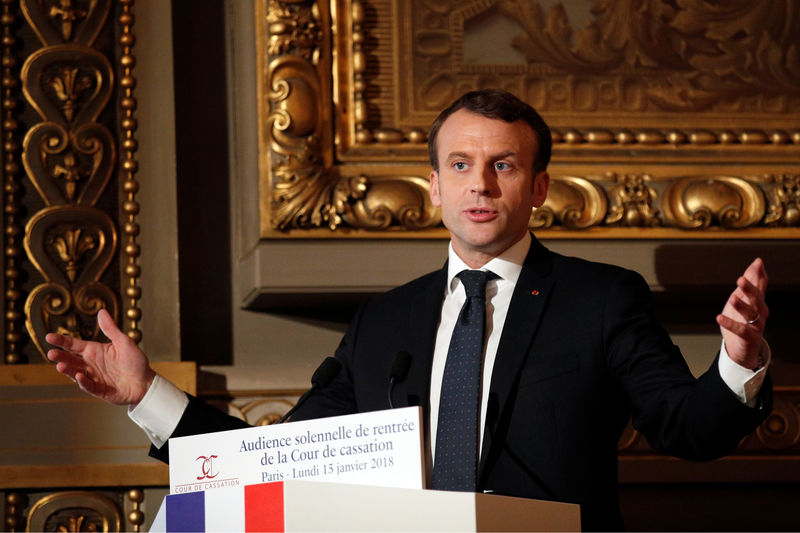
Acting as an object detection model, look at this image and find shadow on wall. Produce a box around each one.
[653,242,800,291]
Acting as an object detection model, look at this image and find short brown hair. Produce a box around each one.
[428,89,552,174]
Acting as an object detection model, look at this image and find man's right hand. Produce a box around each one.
[46,308,156,406]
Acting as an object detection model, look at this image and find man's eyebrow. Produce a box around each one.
[490,150,518,160]
[445,151,471,161]
[445,150,519,161]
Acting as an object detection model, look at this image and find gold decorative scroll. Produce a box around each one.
[662,176,766,229]
[26,491,122,532]
[16,0,122,360]
[256,0,800,238]
[23,207,118,357]
[531,176,607,229]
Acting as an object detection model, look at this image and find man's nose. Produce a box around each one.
[469,165,494,195]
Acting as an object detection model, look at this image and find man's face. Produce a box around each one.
[429,109,549,268]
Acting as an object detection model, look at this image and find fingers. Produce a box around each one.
[97,308,130,346]
[45,332,91,354]
[45,309,120,353]
[727,296,758,325]
[48,348,102,396]
[74,370,101,396]
[743,257,768,294]
[716,313,761,339]
[48,349,87,381]
[717,258,769,369]
[724,258,769,325]
[732,278,768,323]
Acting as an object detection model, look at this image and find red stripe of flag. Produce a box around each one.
[245,481,284,532]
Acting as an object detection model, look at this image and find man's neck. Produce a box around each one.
[449,233,532,271]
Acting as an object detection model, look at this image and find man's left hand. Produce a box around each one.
[717,258,769,370]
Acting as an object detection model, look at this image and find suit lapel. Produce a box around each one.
[397,265,447,416]
[480,236,555,472]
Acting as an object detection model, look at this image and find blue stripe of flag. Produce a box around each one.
[166,491,205,532]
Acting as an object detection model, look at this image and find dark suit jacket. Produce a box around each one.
[153,236,771,531]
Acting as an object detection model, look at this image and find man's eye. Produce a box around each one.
[454,162,467,170]
[495,162,509,171]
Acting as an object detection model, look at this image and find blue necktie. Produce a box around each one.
[432,269,495,491]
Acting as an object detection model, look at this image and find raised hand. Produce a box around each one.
[46,308,156,406]
[716,258,769,371]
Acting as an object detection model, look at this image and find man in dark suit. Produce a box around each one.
[48,89,771,530]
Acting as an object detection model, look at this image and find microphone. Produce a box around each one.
[387,351,412,409]
[278,357,342,423]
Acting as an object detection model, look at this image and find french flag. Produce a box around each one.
[154,483,286,532]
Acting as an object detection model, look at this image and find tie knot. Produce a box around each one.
[456,269,495,299]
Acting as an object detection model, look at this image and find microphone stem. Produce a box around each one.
[278,385,317,424]
[388,378,397,409]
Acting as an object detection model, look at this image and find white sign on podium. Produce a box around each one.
[168,406,425,494]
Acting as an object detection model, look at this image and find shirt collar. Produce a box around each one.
[446,233,531,294]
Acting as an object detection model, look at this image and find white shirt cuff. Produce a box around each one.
[128,374,189,449]
[718,339,771,408]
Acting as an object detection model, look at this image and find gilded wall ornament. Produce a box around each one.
[51,227,96,282]
[605,174,661,227]
[755,395,800,451]
[661,176,766,229]
[340,175,441,230]
[13,0,124,359]
[257,0,800,237]
[48,65,93,120]
[531,176,608,229]
[267,0,323,61]
[21,47,115,207]
[3,2,24,363]
[23,207,118,357]
[48,0,89,41]
[118,0,143,343]
[26,491,121,532]
[22,0,110,47]
[498,0,800,112]
[764,174,800,227]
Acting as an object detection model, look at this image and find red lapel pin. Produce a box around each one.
[531,289,539,296]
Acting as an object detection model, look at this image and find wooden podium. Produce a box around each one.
[150,479,581,531]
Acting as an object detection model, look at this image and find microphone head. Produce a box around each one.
[389,351,412,384]
[310,357,342,389]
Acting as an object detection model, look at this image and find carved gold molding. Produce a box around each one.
[661,176,766,229]
[27,491,122,532]
[125,489,146,533]
[256,0,800,238]
[0,488,151,533]
[2,1,24,363]
[4,492,27,532]
[118,0,142,343]
[20,0,118,360]
[531,175,608,229]
[1,0,136,362]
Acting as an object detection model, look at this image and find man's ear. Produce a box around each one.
[532,171,549,208]
[429,169,442,207]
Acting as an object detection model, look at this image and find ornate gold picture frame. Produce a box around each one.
[256,0,800,239]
